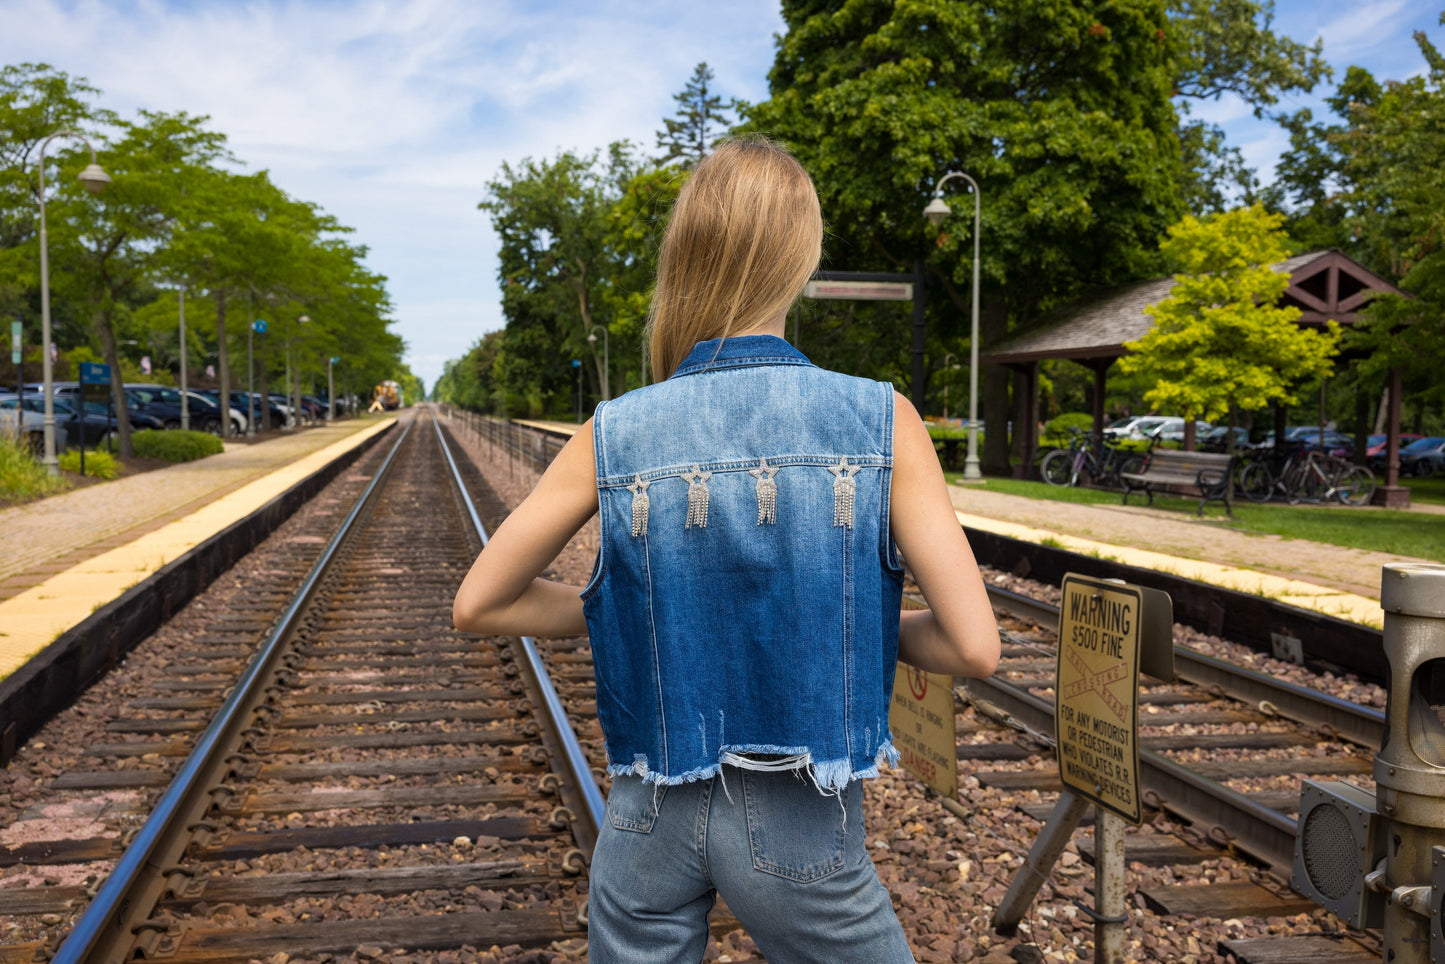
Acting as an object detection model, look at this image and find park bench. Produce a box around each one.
[1121,449,1237,516]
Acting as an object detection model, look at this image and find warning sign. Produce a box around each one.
[1056,575,1144,824]
[890,664,958,799]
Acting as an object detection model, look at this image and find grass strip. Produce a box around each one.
[951,475,1445,563]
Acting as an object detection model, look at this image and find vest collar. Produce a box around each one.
[671,335,814,378]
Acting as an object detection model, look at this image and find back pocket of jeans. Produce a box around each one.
[606,776,666,833]
[742,771,848,882]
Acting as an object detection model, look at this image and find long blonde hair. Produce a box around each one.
[647,136,823,381]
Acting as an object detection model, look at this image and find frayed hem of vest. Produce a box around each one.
[607,741,900,792]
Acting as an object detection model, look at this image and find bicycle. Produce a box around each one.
[1039,429,1145,490]
[1280,449,1376,506]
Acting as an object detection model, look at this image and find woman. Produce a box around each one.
[454,136,1000,963]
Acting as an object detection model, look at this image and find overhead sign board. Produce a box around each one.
[803,280,913,301]
[890,663,958,799]
[1054,574,1171,825]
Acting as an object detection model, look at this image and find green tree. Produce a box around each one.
[45,110,228,455]
[1118,205,1339,444]
[656,62,737,168]
[1267,16,1445,421]
[747,0,1189,471]
[744,0,1332,471]
[481,144,644,414]
[0,64,111,342]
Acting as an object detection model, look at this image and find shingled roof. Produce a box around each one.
[980,250,1402,367]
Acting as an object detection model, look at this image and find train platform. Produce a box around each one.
[0,416,396,680]
[949,485,1444,630]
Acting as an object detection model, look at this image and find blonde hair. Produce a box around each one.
[647,136,823,381]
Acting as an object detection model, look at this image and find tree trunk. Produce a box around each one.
[216,290,231,436]
[94,305,134,458]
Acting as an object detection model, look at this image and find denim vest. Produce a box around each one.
[581,335,904,789]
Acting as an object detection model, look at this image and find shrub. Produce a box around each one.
[1040,412,1096,447]
[132,429,223,462]
[0,434,70,502]
[59,447,118,479]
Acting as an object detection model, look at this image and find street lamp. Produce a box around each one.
[328,356,339,421]
[177,287,189,430]
[297,315,309,429]
[586,325,610,400]
[924,171,982,480]
[571,358,582,422]
[34,129,110,474]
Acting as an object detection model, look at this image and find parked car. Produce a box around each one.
[1102,415,1170,440]
[127,384,247,435]
[1365,433,1424,469]
[2,393,161,448]
[1399,436,1445,477]
[1145,417,1213,443]
[0,395,68,452]
[223,392,288,430]
[1201,426,1251,452]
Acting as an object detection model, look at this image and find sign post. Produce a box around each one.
[993,573,1172,957]
[12,319,22,406]
[79,362,111,475]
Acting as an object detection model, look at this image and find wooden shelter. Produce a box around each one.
[979,250,1412,503]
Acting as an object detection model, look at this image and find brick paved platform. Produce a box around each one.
[0,417,396,679]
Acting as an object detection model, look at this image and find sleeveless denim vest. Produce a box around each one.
[581,335,905,789]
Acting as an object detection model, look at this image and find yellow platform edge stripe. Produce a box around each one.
[0,418,397,678]
[954,509,1384,630]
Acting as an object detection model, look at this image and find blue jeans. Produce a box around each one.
[588,768,914,963]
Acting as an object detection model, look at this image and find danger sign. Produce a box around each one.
[890,664,958,799]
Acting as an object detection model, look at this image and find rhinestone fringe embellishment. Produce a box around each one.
[683,465,712,529]
[628,474,651,537]
[750,458,778,525]
[829,456,860,528]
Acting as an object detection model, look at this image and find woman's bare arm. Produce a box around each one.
[452,420,599,637]
[889,392,1000,677]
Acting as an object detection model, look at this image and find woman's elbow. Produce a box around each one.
[453,595,490,634]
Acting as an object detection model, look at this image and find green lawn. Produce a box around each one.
[948,474,1445,563]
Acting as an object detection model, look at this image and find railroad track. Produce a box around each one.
[2,411,603,963]
[965,585,1383,960]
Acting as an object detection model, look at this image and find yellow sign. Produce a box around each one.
[890,664,958,799]
[1056,575,1143,824]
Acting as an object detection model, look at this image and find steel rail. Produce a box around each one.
[431,413,605,851]
[985,584,1385,750]
[52,418,413,964]
[960,674,1302,874]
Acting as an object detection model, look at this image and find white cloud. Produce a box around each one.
[1313,0,1413,59]
[2,0,782,388]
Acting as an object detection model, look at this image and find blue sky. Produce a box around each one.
[2,0,1438,391]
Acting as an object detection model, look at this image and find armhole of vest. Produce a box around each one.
[581,405,608,601]
[880,382,903,574]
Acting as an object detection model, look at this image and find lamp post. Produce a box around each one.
[924,171,982,480]
[285,314,309,430]
[328,356,339,421]
[178,287,189,430]
[586,325,610,400]
[571,359,582,422]
[247,318,267,436]
[35,130,110,474]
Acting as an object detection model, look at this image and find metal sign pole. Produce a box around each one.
[1093,806,1128,964]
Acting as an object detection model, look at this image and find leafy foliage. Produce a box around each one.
[0,63,405,454]
[655,63,736,168]
[58,446,117,479]
[1119,205,1339,423]
[130,428,223,462]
